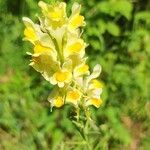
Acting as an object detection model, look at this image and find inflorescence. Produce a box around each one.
[23,1,103,117]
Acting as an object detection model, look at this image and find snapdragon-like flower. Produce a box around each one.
[66,89,82,106]
[23,1,103,118]
[50,69,72,87]
[68,2,86,30]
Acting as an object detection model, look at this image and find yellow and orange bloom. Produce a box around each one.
[64,37,86,58]
[68,2,86,30]
[49,95,64,108]
[23,1,103,114]
[24,27,37,42]
[23,17,39,43]
[85,98,103,108]
[66,89,82,106]
[38,1,67,28]
[74,63,89,78]
[50,69,72,87]
[33,43,52,54]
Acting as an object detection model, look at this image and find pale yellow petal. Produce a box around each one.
[74,63,89,77]
[66,90,81,105]
[64,35,86,59]
[52,70,72,87]
[69,15,85,30]
[39,1,67,28]
[85,64,102,87]
[58,82,64,88]
[53,96,64,108]
[34,43,52,54]
[86,98,102,108]
[54,71,69,82]
[30,53,60,81]
[24,27,37,42]
[50,77,57,85]
[88,80,104,93]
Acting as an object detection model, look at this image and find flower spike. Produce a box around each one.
[23,1,103,115]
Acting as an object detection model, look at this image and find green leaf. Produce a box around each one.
[97,20,106,34]
[113,1,133,20]
[106,22,120,36]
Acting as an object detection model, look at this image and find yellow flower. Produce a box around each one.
[23,1,103,112]
[66,89,82,106]
[89,79,103,90]
[64,38,86,58]
[23,17,39,43]
[33,42,57,62]
[74,63,89,77]
[50,70,72,87]
[68,2,85,30]
[48,7,64,21]
[69,15,85,30]
[53,96,64,107]
[86,98,102,108]
[49,95,64,108]
[88,80,103,100]
[68,40,83,53]
[85,64,102,89]
[85,66,103,100]
[24,27,37,42]
[76,64,103,108]
[30,53,60,82]
[68,55,87,69]
[38,1,67,28]
[35,33,57,60]
[34,43,52,54]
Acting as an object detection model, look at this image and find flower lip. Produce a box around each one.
[49,95,64,108]
[68,91,80,100]
[89,79,103,90]
[68,40,84,53]
[50,69,72,87]
[48,9,63,21]
[66,89,82,105]
[24,27,37,42]
[64,38,86,59]
[86,98,102,108]
[34,43,52,54]
[69,15,85,29]
[55,71,68,82]
[54,96,64,107]
[74,63,89,77]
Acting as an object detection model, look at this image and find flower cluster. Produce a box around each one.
[23,1,103,112]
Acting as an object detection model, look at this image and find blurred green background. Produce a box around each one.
[0,0,150,149]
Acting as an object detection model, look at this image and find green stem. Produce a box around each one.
[76,107,80,122]
[84,120,92,150]
[46,29,64,64]
[53,38,64,64]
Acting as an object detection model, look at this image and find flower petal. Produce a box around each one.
[86,98,102,108]
[66,89,82,106]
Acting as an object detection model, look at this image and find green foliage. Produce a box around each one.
[0,0,150,149]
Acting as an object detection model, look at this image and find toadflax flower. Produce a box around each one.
[50,69,72,88]
[23,1,103,118]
